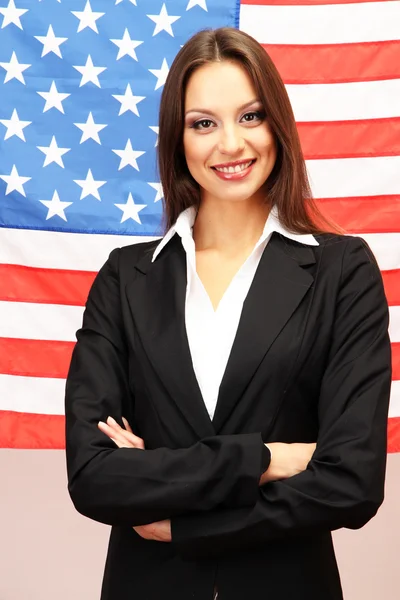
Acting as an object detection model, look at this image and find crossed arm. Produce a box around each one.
[97,416,316,542]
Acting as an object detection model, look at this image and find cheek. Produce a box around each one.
[183,134,210,168]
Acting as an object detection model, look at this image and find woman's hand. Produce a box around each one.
[133,519,172,542]
[260,442,316,484]
[98,416,145,449]
[98,417,171,541]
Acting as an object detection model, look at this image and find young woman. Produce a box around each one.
[65,27,392,600]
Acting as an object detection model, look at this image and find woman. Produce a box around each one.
[65,27,392,600]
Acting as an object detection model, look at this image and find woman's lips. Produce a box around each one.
[211,159,256,181]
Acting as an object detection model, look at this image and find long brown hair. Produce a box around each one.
[157,27,339,234]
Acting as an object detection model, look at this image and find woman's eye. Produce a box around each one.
[191,111,264,131]
[192,119,213,130]
[242,111,264,122]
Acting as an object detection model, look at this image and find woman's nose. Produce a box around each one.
[217,127,245,155]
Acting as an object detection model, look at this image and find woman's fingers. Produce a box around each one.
[122,416,133,433]
[97,417,145,449]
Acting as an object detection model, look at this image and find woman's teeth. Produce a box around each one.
[214,160,253,173]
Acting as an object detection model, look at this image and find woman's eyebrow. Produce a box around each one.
[185,98,261,117]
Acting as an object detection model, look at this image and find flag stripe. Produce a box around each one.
[265,41,400,85]
[388,417,400,453]
[1,336,398,383]
[1,373,397,421]
[287,79,400,122]
[0,374,66,414]
[298,119,400,160]
[307,156,400,198]
[381,271,400,307]
[1,228,399,272]
[318,196,400,234]
[241,0,387,5]
[1,265,398,308]
[392,343,400,381]
[0,301,82,342]
[0,264,96,306]
[1,409,397,452]
[0,411,65,450]
[0,338,74,379]
[0,229,158,271]
[240,2,400,45]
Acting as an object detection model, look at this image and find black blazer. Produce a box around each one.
[65,231,392,600]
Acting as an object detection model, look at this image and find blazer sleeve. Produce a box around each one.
[65,247,268,527]
[170,236,392,559]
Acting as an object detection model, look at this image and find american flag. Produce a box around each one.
[0,0,399,451]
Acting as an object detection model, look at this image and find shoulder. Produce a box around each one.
[102,238,161,274]
[314,233,379,270]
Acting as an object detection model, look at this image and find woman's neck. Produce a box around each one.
[192,198,270,255]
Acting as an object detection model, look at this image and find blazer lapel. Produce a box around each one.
[126,235,215,440]
[212,233,317,432]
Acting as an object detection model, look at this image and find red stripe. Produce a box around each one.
[0,411,65,449]
[316,195,400,234]
[392,344,400,381]
[388,417,400,454]
[264,41,400,85]
[242,0,391,6]
[298,118,400,160]
[0,264,96,306]
[1,409,398,451]
[0,338,75,378]
[381,272,400,307]
[1,335,397,381]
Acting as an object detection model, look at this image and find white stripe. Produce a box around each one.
[358,234,400,272]
[0,301,84,342]
[306,156,400,199]
[0,228,159,271]
[287,79,400,122]
[2,373,398,418]
[389,306,400,344]
[389,380,400,419]
[240,1,400,45]
[0,374,65,415]
[1,229,398,273]
[1,297,398,344]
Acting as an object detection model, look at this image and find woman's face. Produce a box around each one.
[183,60,277,207]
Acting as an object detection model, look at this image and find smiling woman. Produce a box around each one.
[65,26,392,600]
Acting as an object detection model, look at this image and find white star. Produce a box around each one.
[148,182,164,203]
[115,0,137,5]
[74,169,106,200]
[110,29,143,61]
[0,0,28,30]
[0,164,31,196]
[0,109,31,141]
[112,139,145,171]
[115,192,146,224]
[37,81,70,113]
[71,0,104,34]
[40,190,72,221]
[149,125,159,146]
[74,112,107,144]
[73,55,107,87]
[147,3,180,37]
[0,51,30,84]
[112,84,145,116]
[34,25,68,58]
[186,0,208,10]
[149,58,169,90]
[37,136,71,168]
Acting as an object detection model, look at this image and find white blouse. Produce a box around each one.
[152,206,319,420]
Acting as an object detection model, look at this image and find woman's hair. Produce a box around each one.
[157,27,338,234]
